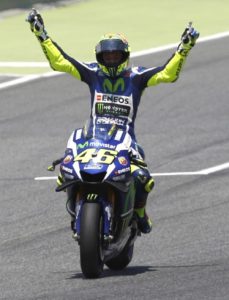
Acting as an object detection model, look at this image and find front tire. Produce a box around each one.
[80,202,104,278]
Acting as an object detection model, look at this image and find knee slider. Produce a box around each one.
[133,168,154,192]
[144,177,154,193]
[134,168,148,183]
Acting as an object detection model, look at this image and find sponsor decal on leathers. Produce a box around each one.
[103,78,125,93]
[96,93,129,104]
[96,102,130,116]
[96,117,126,126]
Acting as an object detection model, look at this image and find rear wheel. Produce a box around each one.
[105,242,134,270]
[80,202,104,278]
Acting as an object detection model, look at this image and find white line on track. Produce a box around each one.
[1,31,229,91]
[150,162,229,176]
[34,162,229,180]
[0,71,60,90]
[0,62,49,67]
[131,31,229,57]
[35,176,58,180]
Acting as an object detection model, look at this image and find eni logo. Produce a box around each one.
[103,78,125,93]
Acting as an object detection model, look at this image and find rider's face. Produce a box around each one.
[102,51,123,65]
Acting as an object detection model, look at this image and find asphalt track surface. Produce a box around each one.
[1,37,229,300]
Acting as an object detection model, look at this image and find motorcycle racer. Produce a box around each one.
[26,9,199,235]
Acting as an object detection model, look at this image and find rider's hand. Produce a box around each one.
[177,23,199,56]
[26,9,48,42]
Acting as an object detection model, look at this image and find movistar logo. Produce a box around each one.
[103,78,125,93]
[77,141,89,149]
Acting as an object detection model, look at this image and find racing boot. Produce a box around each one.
[134,207,153,234]
[131,163,155,234]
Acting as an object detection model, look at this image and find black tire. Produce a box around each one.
[105,242,134,270]
[80,202,104,278]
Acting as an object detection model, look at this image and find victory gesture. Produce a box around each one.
[178,22,200,56]
[26,9,48,42]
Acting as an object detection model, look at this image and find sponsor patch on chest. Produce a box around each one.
[96,93,130,104]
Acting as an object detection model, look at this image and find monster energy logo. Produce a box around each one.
[87,193,98,201]
[96,103,130,116]
[97,103,104,114]
[103,78,125,93]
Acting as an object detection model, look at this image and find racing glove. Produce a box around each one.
[26,9,48,42]
[177,22,199,56]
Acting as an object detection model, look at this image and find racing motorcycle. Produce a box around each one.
[49,121,141,278]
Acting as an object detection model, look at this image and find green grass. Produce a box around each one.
[1,0,229,74]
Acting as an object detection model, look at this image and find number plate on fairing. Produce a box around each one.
[74,148,118,165]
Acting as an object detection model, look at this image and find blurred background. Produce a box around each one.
[0,0,228,74]
[0,0,68,10]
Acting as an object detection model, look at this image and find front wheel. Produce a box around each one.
[80,202,104,278]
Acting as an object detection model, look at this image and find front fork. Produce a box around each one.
[73,194,114,243]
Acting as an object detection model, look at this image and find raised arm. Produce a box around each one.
[146,23,199,86]
[26,9,94,83]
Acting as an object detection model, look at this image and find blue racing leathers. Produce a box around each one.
[41,38,186,142]
[40,38,187,209]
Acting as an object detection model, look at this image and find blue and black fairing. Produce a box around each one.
[59,122,133,192]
